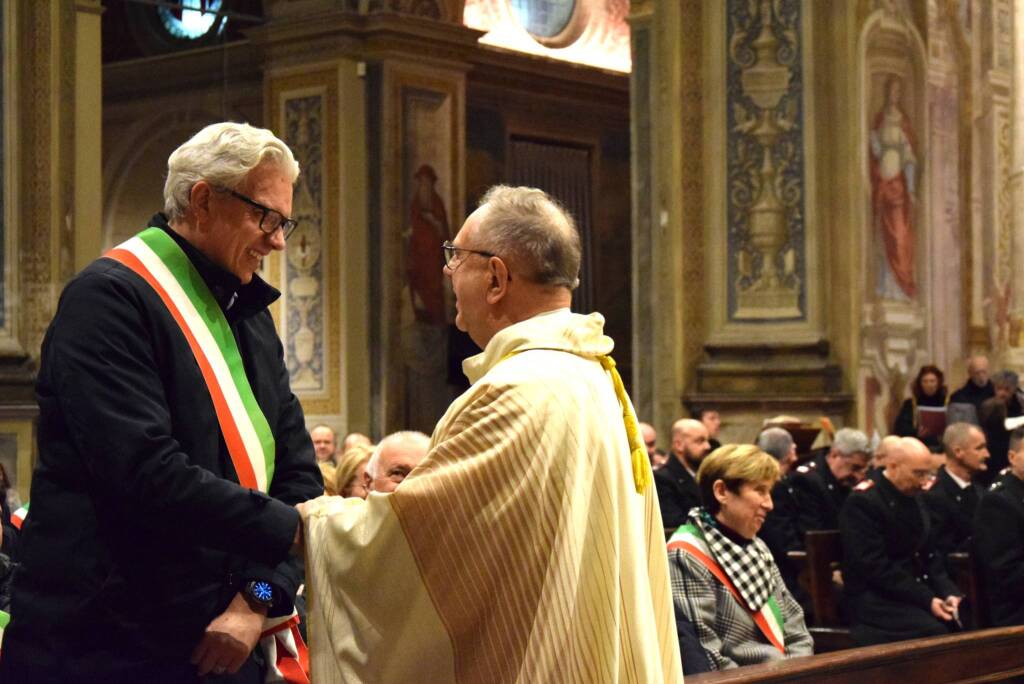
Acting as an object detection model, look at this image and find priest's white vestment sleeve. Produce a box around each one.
[303,310,683,682]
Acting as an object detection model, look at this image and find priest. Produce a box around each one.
[299,185,682,682]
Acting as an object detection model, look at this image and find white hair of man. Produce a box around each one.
[476,185,581,290]
[163,122,301,222]
[757,427,794,462]
[365,430,431,479]
[831,427,870,456]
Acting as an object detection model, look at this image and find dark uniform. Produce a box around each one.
[760,475,804,600]
[921,467,984,555]
[840,476,959,646]
[973,473,1024,626]
[654,455,700,533]
[789,453,849,543]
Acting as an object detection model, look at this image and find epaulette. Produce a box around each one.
[796,462,816,474]
[854,479,875,492]
[990,480,1005,492]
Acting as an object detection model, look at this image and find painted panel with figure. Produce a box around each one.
[869,74,919,301]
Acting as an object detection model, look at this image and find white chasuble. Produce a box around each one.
[303,310,683,682]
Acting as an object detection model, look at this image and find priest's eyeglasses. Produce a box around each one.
[442,241,496,270]
[218,187,299,240]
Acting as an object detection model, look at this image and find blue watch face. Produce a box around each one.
[250,581,274,603]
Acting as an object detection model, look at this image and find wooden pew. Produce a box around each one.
[685,625,1024,683]
[947,551,988,630]
[788,530,853,652]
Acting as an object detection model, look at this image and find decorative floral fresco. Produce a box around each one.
[283,95,326,393]
[726,0,806,322]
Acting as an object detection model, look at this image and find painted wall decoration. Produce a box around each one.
[406,163,450,326]
[400,85,458,434]
[726,0,806,322]
[283,95,326,394]
[869,75,919,301]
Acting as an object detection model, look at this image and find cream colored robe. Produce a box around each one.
[303,310,683,683]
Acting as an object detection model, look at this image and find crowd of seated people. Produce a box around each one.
[647,356,1024,673]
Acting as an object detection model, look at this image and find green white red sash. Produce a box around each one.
[10,503,27,530]
[668,524,786,653]
[104,228,276,492]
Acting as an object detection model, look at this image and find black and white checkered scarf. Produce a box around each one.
[689,507,774,612]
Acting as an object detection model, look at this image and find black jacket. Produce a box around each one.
[921,467,984,555]
[789,454,848,543]
[949,380,994,409]
[974,473,1024,626]
[2,217,322,676]
[654,455,700,532]
[840,475,959,611]
[760,475,804,597]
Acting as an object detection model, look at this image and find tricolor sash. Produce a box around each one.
[261,612,310,683]
[104,228,276,492]
[10,503,27,530]
[668,524,786,654]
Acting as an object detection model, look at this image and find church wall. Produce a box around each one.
[631,0,1024,446]
[465,66,632,391]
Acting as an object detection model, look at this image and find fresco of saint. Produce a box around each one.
[869,75,918,300]
[406,164,450,325]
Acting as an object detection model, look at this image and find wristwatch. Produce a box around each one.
[243,580,275,609]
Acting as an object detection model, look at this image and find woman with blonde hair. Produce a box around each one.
[668,444,813,670]
[333,443,373,499]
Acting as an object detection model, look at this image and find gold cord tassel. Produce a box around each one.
[598,355,652,494]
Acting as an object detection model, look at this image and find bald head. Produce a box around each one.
[884,437,935,496]
[967,355,990,387]
[671,418,711,470]
[873,435,902,470]
[639,422,657,457]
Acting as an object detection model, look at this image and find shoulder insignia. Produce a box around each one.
[854,479,875,492]
[990,481,1005,492]
[796,464,812,474]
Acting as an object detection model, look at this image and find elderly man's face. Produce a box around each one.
[444,208,491,348]
[366,442,427,493]
[828,450,869,487]
[969,357,990,387]
[310,427,336,463]
[204,162,291,284]
[886,441,935,496]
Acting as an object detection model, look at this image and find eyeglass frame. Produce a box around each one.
[441,240,498,270]
[216,186,299,240]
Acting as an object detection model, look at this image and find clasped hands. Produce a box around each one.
[930,595,962,622]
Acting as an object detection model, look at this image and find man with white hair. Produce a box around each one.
[790,427,870,543]
[841,437,962,645]
[362,431,430,493]
[1,123,322,681]
[299,185,681,682]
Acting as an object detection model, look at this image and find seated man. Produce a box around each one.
[640,421,669,470]
[974,426,1024,626]
[790,428,870,542]
[840,437,962,646]
[756,428,803,597]
[923,422,989,555]
[669,444,813,670]
[655,418,712,531]
[363,431,430,493]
